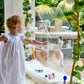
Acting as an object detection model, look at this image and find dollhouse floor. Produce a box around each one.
[25,59,84,84]
[25,59,70,84]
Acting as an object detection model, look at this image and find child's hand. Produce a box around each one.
[41,41,48,46]
[0,35,8,43]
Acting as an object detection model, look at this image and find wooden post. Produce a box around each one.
[32,47,36,59]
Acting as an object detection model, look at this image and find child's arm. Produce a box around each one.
[23,37,48,46]
[0,35,8,43]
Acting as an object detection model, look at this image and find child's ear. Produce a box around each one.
[16,24,19,30]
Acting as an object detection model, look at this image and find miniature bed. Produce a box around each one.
[25,59,70,84]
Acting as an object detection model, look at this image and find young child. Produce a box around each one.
[0,15,48,84]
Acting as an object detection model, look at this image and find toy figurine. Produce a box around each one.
[45,75,47,78]
[48,74,53,79]
[63,75,67,84]
[45,73,56,80]
[35,69,43,73]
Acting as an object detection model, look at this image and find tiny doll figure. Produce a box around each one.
[45,73,55,80]
[0,15,47,84]
[55,49,64,70]
[63,75,67,84]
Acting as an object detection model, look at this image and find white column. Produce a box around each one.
[4,0,25,32]
[4,0,35,33]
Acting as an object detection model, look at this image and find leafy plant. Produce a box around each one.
[0,0,4,34]
[23,0,32,27]
[63,10,76,22]
[70,0,84,84]
[0,23,4,32]
[35,0,62,7]
[79,8,84,27]
[23,0,35,58]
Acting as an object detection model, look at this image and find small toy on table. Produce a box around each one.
[63,75,67,84]
[45,73,56,80]
[26,55,32,61]
[35,69,43,73]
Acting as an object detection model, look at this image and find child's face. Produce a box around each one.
[17,19,24,34]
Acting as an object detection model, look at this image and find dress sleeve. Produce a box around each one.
[1,33,9,39]
[1,33,7,37]
[20,34,25,41]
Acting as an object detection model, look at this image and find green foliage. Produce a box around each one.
[72,64,84,81]
[23,0,32,26]
[72,45,84,61]
[79,7,84,26]
[79,29,84,44]
[0,0,4,34]
[35,0,62,7]
[0,0,4,9]
[72,33,84,81]
[23,0,34,58]
[0,23,4,32]
[75,65,84,72]
[71,21,78,31]
[62,10,77,31]
[23,1,30,6]
[72,71,81,80]
[63,10,76,21]
[35,0,52,6]
[25,31,34,37]
[73,0,84,12]
[71,1,84,82]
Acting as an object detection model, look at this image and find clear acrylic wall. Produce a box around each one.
[24,7,78,84]
[34,7,77,75]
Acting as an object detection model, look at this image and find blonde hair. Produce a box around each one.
[6,15,22,30]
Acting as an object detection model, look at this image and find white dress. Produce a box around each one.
[0,33,25,84]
